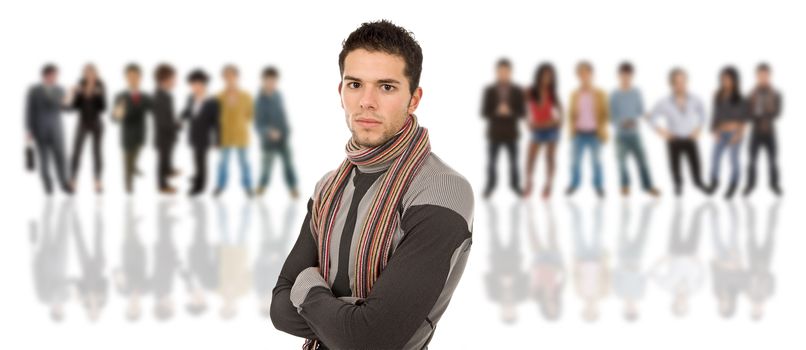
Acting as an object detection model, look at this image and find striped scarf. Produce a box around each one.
[304,114,430,349]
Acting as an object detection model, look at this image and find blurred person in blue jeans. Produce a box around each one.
[609,62,659,197]
[708,66,749,199]
[566,61,609,198]
[254,66,299,198]
[214,65,254,197]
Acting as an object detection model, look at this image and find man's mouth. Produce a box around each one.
[355,117,382,128]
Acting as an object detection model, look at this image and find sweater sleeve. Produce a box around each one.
[269,197,319,339]
[290,175,474,349]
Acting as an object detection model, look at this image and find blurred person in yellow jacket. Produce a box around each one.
[214,64,255,197]
[566,61,609,198]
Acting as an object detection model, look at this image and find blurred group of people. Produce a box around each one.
[481,60,782,200]
[24,63,299,198]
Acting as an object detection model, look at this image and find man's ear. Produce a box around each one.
[407,86,423,115]
[338,81,344,109]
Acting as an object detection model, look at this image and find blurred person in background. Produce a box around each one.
[565,61,609,198]
[481,58,525,199]
[26,64,74,195]
[151,63,182,194]
[523,63,563,199]
[69,63,106,194]
[254,66,299,198]
[609,62,659,197]
[708,66,749,199]
[112,63,152,194]
[214,64,254,197]
[744,63,783,196]
[648,68,710,196]
[181,69,220,196]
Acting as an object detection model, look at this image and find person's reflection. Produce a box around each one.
[183,198,219,317]
[483,200,528,325]
[152,199,180,321]
[710,201,745,319]
[651,201,708,318]
[745,199,780,321]
[30,198,69,322]
[254,199,297,318]
[71,200,108,322]
[525,200,564,322]
[216,198,253,320]
[613,200,656,322]
[114,199,149,321]
[569,200,608,322]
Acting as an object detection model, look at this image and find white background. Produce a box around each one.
[0,0,804,349]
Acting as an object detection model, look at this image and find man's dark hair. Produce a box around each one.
[497,58,512,69]
[757,62,771,73]
[155,63,175,84]
[125,63,141,75]
[262,66,279,79]
[187,69,209,84]
[618,61,634,74]
[41,63,57,77]
[669,67,686,84]
[338,20,423,95]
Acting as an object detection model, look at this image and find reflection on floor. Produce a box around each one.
[482,198,780,324]
[27,196,780,325]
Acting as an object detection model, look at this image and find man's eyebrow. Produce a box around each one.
[343,75,401,85]
[376,79,401,85]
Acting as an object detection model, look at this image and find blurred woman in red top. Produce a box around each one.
[524,63,563,198]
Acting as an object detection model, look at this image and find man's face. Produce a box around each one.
[223,69,238,89]
[757,70,770,86]
[618,72,632,88]
[577,67,592,87]
[126,71,141,89]
[43,72,57,85]
[190,81,207,96]
[496,65,511,84]
[339,49,421,147]
[672,73,687,94]
[162,75,176,91]
[262,76,277,93]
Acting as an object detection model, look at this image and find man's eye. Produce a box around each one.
[381,84,395,92]
[348,82,361,89]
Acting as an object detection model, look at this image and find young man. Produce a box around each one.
[214,64,254,197]
[566,61,609,198]
[181,69,220,196]
[25,64,74,195]
[254,66,299,198]
[270,20,474,350]
[744,63,783,196]
[152,64,182,194]
[481,58,525,198]
[609,62,659,197]
[112,64,152,194]
[648,68,710,196]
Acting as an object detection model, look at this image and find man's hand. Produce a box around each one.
[689,129,700,140]
[269,128,282,141]
[497,103,511,117]
[113,101,126,120]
